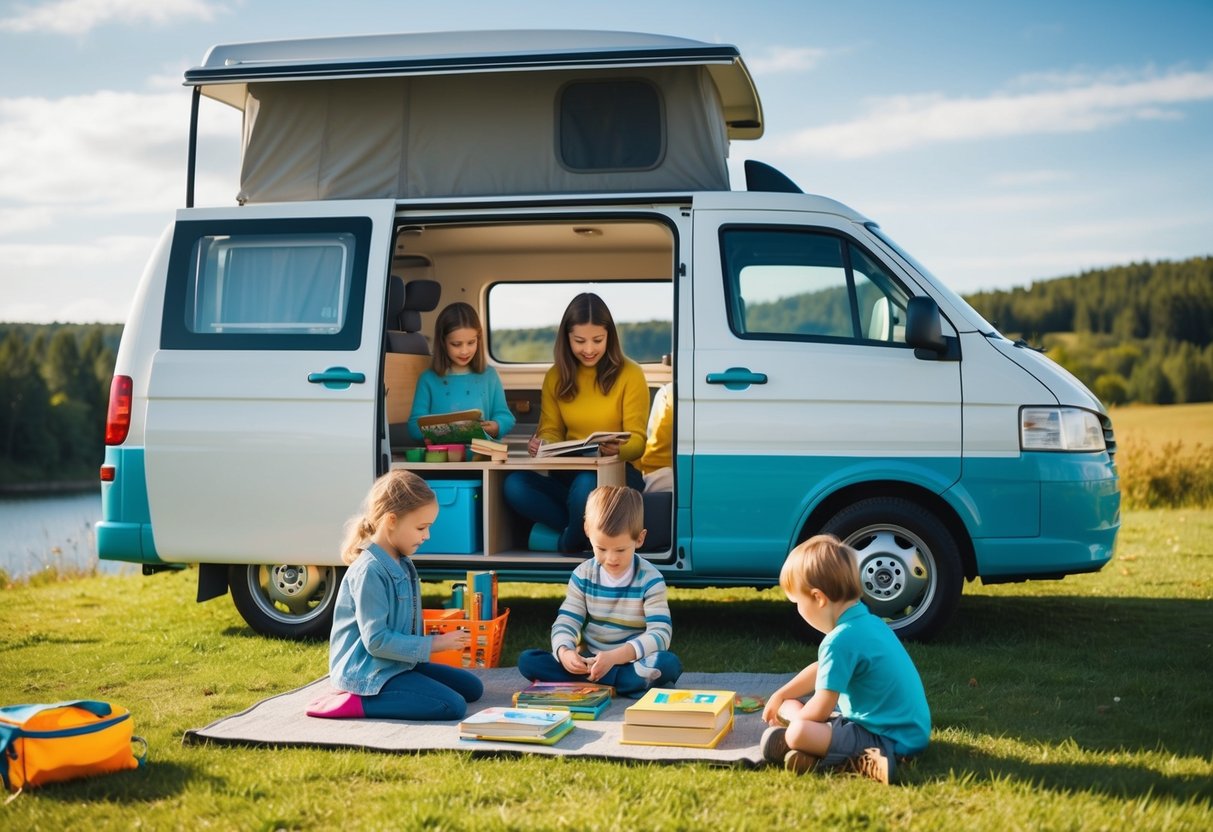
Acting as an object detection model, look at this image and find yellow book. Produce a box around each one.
[622,688,735,729]
[621,714,734,748]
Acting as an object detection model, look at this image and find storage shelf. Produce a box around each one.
[391,455,624,556]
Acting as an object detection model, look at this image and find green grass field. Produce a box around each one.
[1,509,1210,830]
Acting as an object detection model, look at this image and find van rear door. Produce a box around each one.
[143,200,396,564]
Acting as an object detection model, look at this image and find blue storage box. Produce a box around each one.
[418,479,482,554]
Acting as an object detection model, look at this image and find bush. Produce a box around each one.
[1117,439,1213,509]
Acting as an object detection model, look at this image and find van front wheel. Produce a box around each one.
[228,564,344,640]
[820,498,962,642]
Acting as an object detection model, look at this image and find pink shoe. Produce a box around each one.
[306,690,365,719]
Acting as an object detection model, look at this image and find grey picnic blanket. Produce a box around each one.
[184,669,794,766]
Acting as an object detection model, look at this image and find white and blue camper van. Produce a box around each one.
[98,30,1119,641]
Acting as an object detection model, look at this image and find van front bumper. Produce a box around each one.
[971,452,1119,580]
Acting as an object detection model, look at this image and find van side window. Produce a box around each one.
[161,218,371,350]
[721,228,909,345]
[558,80,664,171]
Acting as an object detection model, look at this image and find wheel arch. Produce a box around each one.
[799,480,977,582]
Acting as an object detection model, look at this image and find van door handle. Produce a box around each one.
[705,367,768,390]
[307,367,366,390]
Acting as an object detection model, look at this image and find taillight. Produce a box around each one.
[105,375,133,445]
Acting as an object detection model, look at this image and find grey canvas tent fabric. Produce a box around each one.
[236,66,730,203]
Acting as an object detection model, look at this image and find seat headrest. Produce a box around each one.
[404,279,441,313]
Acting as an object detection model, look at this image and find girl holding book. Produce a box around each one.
[406,302,516,442]
[307,470,484,720]
[503,293,649,553]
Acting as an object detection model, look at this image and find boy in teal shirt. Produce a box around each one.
[761,534,931,783]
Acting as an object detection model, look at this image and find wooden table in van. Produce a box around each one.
[392,454,624,556]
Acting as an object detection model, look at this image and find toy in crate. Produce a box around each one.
[424,571,506,668]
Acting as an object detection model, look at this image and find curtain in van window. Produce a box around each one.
[191,234,353,335]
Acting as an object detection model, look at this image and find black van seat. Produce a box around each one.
[385,277,441,446]
[386,277,441,354]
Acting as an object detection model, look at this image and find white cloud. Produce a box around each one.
[747,45,832,76]
[0,0,221,35]
[772,65,1213,159]
[0,88,237,214]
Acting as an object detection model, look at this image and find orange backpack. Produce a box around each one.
[0,700,146,793]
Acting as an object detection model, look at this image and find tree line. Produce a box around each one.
[0,324,122,485]
[1,255,1208,484]
[966,256,1213,405]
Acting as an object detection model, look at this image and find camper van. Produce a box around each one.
[97,30,1120,642]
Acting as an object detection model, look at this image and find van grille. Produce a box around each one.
[1100,413,1117,457]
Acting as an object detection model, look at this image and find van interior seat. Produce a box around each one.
[384,276,441,446]
[386,276,441,354]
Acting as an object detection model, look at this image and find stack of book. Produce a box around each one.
[512,681,614,720]
[621,688,735,748]
[469,436,508,461]
[465,570,497,620]
[458,706,574,745]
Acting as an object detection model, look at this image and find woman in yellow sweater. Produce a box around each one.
[503,293,650,553]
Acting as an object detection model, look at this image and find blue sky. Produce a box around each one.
[1,0,1210,324]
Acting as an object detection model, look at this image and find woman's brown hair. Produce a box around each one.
[553,292,625,401]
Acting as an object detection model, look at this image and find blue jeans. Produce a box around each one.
[361,662,483,720]
[517,648,682,698]
[503,465,645,553]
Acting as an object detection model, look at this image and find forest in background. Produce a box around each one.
[1,256,1209,485]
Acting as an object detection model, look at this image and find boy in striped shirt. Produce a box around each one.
[517,485,682,697]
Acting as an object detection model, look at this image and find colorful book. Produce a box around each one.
[620,688,735,747]
[417,409,486,444]
[457,707,574,744]
[460,720,575,746]
[513,681,614,720]
[466,570,498,620]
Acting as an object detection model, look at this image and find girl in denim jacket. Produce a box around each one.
[308,470,483,720]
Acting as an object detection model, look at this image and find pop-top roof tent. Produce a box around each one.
[184,30,764,204]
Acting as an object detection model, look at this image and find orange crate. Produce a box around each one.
[423,608,509,668]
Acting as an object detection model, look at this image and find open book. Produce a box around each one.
[535,431,631,458]
[417,409,486,444]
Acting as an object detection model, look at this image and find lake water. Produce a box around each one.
[0,490,135,581]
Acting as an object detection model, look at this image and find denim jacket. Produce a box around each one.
[328,542,433,696]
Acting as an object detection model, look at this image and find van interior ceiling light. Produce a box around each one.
[1020,407,1105,452]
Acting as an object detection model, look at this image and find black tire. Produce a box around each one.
[820,497,963,642]
[228,564,344,640]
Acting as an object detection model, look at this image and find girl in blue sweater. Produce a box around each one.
[407,302,515,442]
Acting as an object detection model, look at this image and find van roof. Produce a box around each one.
[186,29,762,139]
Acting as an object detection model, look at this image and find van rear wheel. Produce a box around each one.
[228,564,344,640]
[820,497,962,642]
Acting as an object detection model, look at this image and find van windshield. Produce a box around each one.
[865,223,1002,338]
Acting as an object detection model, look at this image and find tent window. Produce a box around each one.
[559,80,664,171]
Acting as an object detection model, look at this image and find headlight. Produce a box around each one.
[1020,407,1105,452]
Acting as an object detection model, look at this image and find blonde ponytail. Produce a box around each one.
[341,470,437,564]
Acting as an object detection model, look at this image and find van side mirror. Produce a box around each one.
[906,297,959,361]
